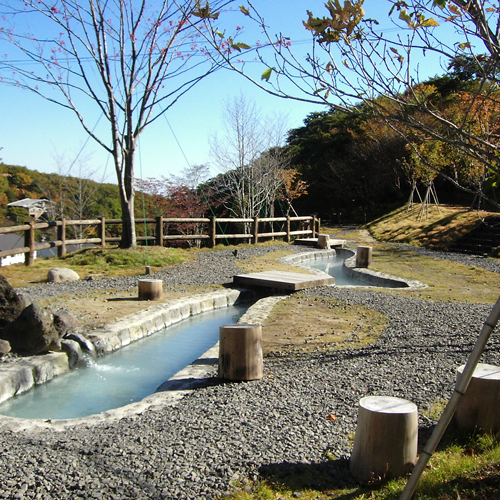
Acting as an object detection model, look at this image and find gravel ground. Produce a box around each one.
[16,245,312,304]
[1,244,500,499]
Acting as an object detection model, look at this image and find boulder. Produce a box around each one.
[61,339,84,368]
[47,268,80,283]
[53,309,79,337]
[0,303,61,355]
[0,274,26,327]
[0,338,11,357]
[65,332,97,360]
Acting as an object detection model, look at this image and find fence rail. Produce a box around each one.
[0,215,320,266]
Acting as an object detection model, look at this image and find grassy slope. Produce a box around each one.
[368,204,498,250]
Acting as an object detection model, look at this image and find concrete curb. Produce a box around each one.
[90,288,249,356]
[342,254,427,289]
[280,248,427,290]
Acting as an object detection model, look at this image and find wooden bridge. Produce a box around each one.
[233,270,334,292]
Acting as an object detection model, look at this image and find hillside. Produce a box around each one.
[0,163,121,225]
[368,204,500,250]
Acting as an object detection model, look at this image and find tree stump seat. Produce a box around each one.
[138,279,163,300]
[350,395,418,483]
[356,246,372,268]
[218,324,263,381]
[454,363,500,433]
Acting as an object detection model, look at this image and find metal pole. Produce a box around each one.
[400,295,500,500]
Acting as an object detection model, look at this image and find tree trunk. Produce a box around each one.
[116,145,137,249]
[119,195,136,249]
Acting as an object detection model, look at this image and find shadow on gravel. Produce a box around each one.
[315,341,476,363]
[156,375,220,392]
[258,458,362,497]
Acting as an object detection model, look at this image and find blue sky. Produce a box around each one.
[0,0,455,185]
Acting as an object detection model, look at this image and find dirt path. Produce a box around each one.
[37,285,223,331]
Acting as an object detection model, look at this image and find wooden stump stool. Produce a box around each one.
[454,363,500,433]
[356,246,373,268]
[138,279,163,300]
[350,396,418,482]
[218,324,263,381]
[318,234,330,249]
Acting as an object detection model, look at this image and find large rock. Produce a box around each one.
[47,268,80,282]
[0,339,10,357]
[0,303,62,355]
[0,274,26,327]
[53,309,79,337]
[61,339,84,368]
[65,332,97,360]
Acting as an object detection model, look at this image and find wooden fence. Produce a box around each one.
[0,215,320,266]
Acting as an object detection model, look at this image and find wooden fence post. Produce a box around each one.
[24,220,35,266]
[58,218,66,257]
[209,216,216,248]
[156,216,164,247]
[312,215,317,238]
[100,216,106,248]
[252,217,259,244]
[286,216,291,243]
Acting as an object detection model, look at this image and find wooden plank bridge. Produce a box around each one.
[233,270,334,292]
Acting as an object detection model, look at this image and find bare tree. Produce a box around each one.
[170,163,211,189]
[0,0,233,247]
[198,0,500,209]
[209,94,290,222]
[64,156,103,240]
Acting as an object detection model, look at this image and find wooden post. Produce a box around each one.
[252,217,259,245]
[454,363,500,433]
[318,234,330,249]
[350,396,418,483]
[138,279,163,300]
[286,216,291,243]
[100,216,106,248]
[356,246,372,268]
[24,220,35,266]
[311,216,317,238]
[218,324,263,381]
[58,218,66,258]
[209,216,216,248]
[317,217,321,235]
[156,216,164,247]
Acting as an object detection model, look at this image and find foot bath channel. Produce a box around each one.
[0,303,247,420]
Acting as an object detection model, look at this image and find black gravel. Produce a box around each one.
[1,245,499,499]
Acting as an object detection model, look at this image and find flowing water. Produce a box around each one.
[304,255,368,286]
[0,304,247,419]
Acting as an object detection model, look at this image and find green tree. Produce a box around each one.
[198,0,500,209]
[286,109,408,219]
